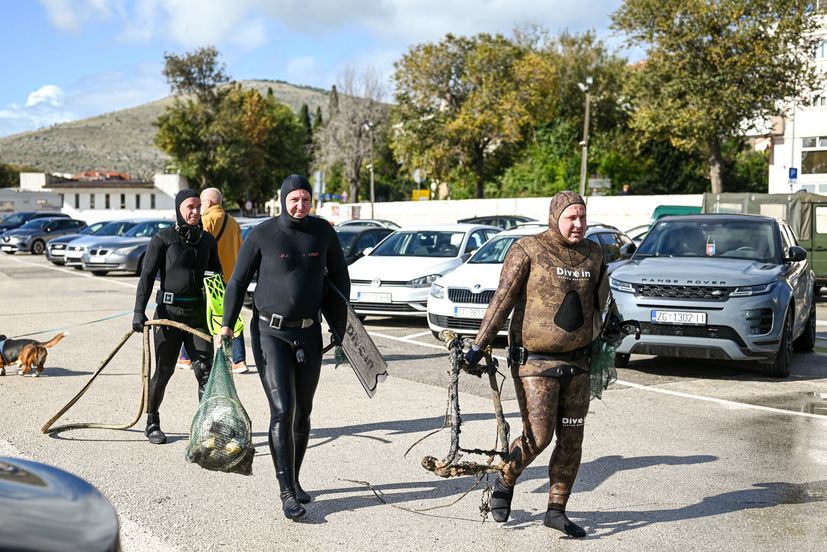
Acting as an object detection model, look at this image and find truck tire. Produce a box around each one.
[764,309,792,378]
[614,353,630,368]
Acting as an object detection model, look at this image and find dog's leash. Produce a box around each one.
[11,310,134,339]
[41,319,211,435]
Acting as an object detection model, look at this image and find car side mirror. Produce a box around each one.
[362,247,374,257]
[620,242,637,259]
[786,245,807,263]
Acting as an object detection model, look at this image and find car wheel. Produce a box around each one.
[31,240,45,255]
[614,353,630,368]
[793,300,816,353]
[765,308,793,378]
[73,265,83,270]
[91,270,109,276]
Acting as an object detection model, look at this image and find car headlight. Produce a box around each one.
[730,282,776,297]
[610,277,635,293]
[430,283,445,299]
[114,245,138,255]
[408,274,442,288]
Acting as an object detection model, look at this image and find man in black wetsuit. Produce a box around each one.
[133,189,221,445]
[221,175,349,521]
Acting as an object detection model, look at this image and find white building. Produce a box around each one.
[18,172,187,223]
[768,12,827,194]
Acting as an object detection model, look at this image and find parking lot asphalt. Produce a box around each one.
[1,252,826,552]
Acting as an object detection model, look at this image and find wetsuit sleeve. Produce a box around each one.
[134,235,164,314]
[325,225,350,298]
[222,233,261,328]
[474,243,531,349]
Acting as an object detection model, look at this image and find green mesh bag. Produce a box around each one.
[589,338,618,400]
[185,343,254,475]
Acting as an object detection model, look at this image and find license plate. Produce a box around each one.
[356,292,391,303]
[454,307,486,319]
[88,256,106,264]
[0,245,12,251]
[650,310,707,325]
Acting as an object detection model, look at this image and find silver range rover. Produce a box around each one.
[610,214,816,378]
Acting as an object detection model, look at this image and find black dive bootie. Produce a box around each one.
[295,481,312,504]
[280,490,306,520]
[489,477,514,523]
[543,508,586,538]
[144,413,167,445]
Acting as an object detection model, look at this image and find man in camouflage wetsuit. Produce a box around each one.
[465,191,614,537]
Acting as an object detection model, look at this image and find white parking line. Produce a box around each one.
[2,254,138,289]
[367,331,827,421]
[402,330,434,339]
[818,321,827,327]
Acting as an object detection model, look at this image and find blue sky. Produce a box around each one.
[0,0,626,138]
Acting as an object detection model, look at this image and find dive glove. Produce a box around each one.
[132,312,148,333]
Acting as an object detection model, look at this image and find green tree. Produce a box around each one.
[162,46,229,108]
[0,163,39,188]
[313,106,323,129]
[392,33,552,198]
[612,0,822,192]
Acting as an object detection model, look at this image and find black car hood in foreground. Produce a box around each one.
[0,457,119,552]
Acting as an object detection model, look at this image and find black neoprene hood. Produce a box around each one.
[279,175,313,227]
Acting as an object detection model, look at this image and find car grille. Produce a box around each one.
[351,279,409,287]
[89,249,110,255]
[640,322,747,347]
[51,244,66,250]
[636,284,734,301]
[429,313,509,332]
[353,302,422,312]
[448,288,495,304]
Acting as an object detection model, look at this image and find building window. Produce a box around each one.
[90,193,95,209]
[74,193,79,209]
[136,194,141,209]
[802,136,827,175]
[815,39,827,59]
[120,193,126,209]
[150,194,156,209]
[105,194,110,209]
[813,95,827,107]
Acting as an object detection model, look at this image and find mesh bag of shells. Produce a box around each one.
[185,343,254,475]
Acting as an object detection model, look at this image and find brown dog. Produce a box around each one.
[0,332,65,376]
[17,344,48,376]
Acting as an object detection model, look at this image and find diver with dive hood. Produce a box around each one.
[133,189,221,445]
[221,174,349,521]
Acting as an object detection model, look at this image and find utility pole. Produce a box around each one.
[578,77,593,197]
[364,121,376,218]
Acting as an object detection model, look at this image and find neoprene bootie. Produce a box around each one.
[489,477,514,523]
[145,413,167,445]
[280,490,306,520]
[295,481,311,504]
[543,508,586,538]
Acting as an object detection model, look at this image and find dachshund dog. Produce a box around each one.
[0,333,65,376]
[17,344,48,376]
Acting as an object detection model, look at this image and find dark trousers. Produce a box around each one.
[147,306,212,415]
[251,315,322,493]
[501,368,591,510]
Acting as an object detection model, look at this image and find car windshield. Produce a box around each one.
[469,235,521,264]
[371,230,464,257]
[18,219,53,230]
[97,221,137,235]
[3,213,31,224]
[636,219,780,263]
[123,221,172,237]
[336,231,359,253]
[84,221,110,234]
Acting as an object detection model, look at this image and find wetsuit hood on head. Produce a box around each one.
[279,174,313,229]
[547,191,586,246]
[175,188,202,245]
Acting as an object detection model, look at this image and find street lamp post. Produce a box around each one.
[363,121,376,218]
[577,77,593,197]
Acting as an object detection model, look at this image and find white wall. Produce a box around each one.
[317,194,703,231]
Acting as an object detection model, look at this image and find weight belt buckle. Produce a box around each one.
[162,292,174,305]
[269,313,284,330]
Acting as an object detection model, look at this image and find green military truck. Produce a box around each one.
[702,191,827,292]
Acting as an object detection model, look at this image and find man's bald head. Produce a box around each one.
[200,187,222,211]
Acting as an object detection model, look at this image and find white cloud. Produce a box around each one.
[25,85,65,108]
[39,0,116,32]
[230,16,268,49]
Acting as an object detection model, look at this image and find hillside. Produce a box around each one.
[0,80,330,179]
